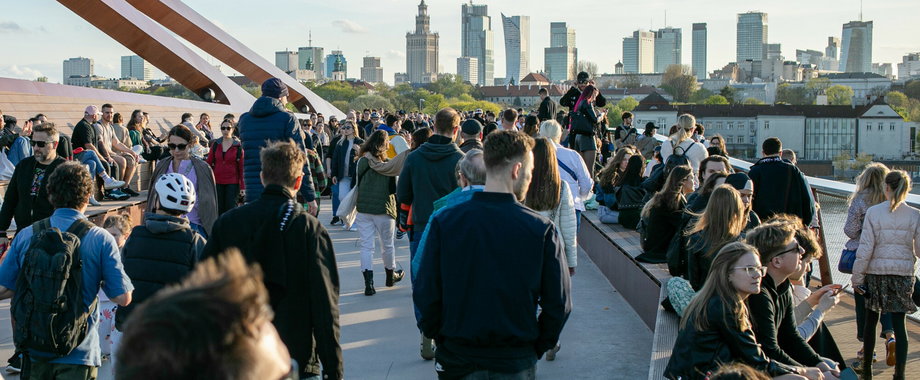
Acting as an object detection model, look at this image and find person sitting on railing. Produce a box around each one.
[636,165,695,263]
[595,146,637,224]
[745,220,842,379]
[842,162,894,370]
[664,241,810,380]
[747,137,815,226]
[686,155,731,209]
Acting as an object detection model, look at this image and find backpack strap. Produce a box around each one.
[28,218,53,246]
[557,158,578,181]
[66,218,95,240]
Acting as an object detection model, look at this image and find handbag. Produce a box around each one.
[838,249,857,274]
[335,160,369,228]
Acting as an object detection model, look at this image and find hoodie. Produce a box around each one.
[396,134,464,233]
[115,213,205,329]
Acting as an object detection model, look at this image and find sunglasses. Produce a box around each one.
[220,127,233,131]
[30,140,56,148]
[774,243,805,260]
[167,143,188,151]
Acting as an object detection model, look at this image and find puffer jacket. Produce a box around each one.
[851,202,920,285]
[537,181,578,269]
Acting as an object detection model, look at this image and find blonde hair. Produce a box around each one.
[687,185,746,257]
[670,114,695,147]
[885,170,911,212]
[103,213,133,237]
[849,163,889,207]
[681,242,758,332]
[538,120,563,143]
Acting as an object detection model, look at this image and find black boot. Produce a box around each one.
[862,361,872,380]
[363,270,376,296]
[385,268,405,287]
[894,365,905,380]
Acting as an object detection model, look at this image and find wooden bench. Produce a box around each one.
[578,210,679,380]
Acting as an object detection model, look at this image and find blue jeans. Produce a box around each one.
[575,210,582,229]
[76,150,105,176]
[330,182,340,216]
[410,229,424,322]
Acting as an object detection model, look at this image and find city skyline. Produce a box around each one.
[1,0,918,85]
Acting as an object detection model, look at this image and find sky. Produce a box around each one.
[1,0,918,85]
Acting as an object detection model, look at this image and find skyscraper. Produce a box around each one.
[120,55,151,80]
[840,20,873,73]
[654,27,682,73]
[623,30,655,74]
[501,14,530,85]
[361,56,383,83]
[406,0,439,84]
[765,43,783,60]
[275,50,298,73]
[63,57,93,81]
[461,2,493,86]
[692,23,707,79]
[826,36,840,59]
[298,46,324,79]
[736,12,768,62]
[544,22,576,82]
[325,50,347,79]
[456,56,479,85]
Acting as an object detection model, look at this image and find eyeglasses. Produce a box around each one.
[733,265,767,278]
[775,243,805,260]
[220,127,233,131]
[30,140,56,148]
[167,143,188,151]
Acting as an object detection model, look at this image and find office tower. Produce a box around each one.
[544,22,577,82]
[63,57,93,81]
[120,55,152,80]
[457,57,479,85]
[501,14,530,85]
[274,50,298,73]
[826,36,840,59]
[765,43,783,60]
[654,27,682,73]
[325,50,347,78]
[461,1,493,85]
[736,12,768,62]
[692,23,707,79]
[623,30,655,74]
[840,21,873,73]
[406,0,439,83]
[361,56,383,83]
[298,46,324,79]
[898,53,920,80]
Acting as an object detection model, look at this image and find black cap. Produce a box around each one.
[645,122,658,130]
[577,72,590,83]
[726,173,754,191]
[461,119,483,135]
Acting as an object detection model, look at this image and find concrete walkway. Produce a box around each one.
[0,205,651,379]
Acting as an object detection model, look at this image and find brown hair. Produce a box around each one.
[688,185,746,258]
[483,130,535,173]
[168,124,194,143]
[522,115,539,137]
[698,155,731,182]
[434,108,460,135]
[597,146,636,188]
[103,213,133,237]
[745,220,798,265]
[411,127,432,150]
[642,165,692,218]
[33,121,59,141]
[681,241,758,332]
[525,138,561,212]
[260,140,306,188]
[708,363,772,380]
[614,155,645,187]
[47,161,94,209]
[360,130,389,161]
[709,134,727,154]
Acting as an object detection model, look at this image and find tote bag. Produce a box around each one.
[335,160,368,228]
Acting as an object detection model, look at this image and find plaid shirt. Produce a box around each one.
[306,149,327,198]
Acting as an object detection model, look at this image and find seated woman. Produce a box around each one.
[636,165,694,263]
[613,155,646,229]
[595,147,635,224]
[665,241,811,380]
[684,185,748,290]
[686,172,729,213]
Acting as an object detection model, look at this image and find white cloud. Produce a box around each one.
[0,65,45,79]
[331,19,367,34]
[386,49,405,59]
[0,21,25,33]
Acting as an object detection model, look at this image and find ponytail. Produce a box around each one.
[885,170,911,212]
[671,114,695,147]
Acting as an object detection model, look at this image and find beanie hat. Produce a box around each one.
[726,173,754,191]
[261,78,289,99]
[461,119,483,135]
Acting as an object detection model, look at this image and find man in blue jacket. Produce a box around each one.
[237,78,316,214]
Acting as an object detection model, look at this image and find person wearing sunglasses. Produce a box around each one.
[746,221,841,380]
[146,125,218,239]
[666,242,812,380]
[206,120,244,215]
[328,120,363,227]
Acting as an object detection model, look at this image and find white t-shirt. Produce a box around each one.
[660,138,708,175]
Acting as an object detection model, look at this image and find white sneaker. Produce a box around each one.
[88,196,102,206]
[103,176,126,190]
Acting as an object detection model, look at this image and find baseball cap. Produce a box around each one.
[645,122,658,130]
[577,72,590,83]
[370,112,380,119]
[726,173,754,191]
[461,119,483,135]
[474,108,483,115]
[85,105,100,115]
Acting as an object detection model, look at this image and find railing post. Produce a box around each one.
[811,188,833,286]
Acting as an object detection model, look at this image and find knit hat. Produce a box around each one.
[261,78,289,99]
[461,119,483,135]
[726,173,754,191]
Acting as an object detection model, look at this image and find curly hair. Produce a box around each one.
[47,161,94,209]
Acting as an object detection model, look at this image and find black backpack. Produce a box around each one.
[664,143,694,177]
[12,218,95,356]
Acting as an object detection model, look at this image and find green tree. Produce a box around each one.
[826,85,855,105]
[660,64,697,102]
[742,97,765,105]
[617,96,639,112]
[618,74,642,89]
[603,104,625,126]
[887,91,908,108]
[776,83,813,105]
[805,77,831,97]
[348,94,394,111]
[427,74,474,99]
[904,80,920,100]
[689,88,714,103]
[719,86,737,103]
[331,100,349,113]
[312,81,366,103]
[703,95,730,105]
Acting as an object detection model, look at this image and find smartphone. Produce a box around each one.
[833,284,849,295]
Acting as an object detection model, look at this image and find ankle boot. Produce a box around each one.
[385,268,405,287]
[362,270,376,296]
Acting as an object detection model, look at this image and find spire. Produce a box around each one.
[308,29,312,47]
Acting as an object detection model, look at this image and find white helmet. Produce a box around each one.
[155,173,196,213]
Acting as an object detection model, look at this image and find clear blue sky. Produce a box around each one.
[1,0,917,84]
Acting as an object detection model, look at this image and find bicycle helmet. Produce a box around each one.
[154,173,196,213]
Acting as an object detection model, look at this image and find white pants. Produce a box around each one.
[356,212,396,271]
[338,177,353,203]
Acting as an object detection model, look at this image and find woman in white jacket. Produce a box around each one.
[851,170,920,380]
[525,138,578,275]
[660,114,708,175]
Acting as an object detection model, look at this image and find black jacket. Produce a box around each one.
[537,96,557,121]
[638,198,685,263]
[329,137,363,181]
[747,156,815,225]
[115,213,205,329]
[559,86,607,110]
[414,192,571,370]
[747,274,823,367]
[202,185,342,379]
[459,138,483,154]
[0,156,65,232]
[665,296,797,380]
[396,134,464,232]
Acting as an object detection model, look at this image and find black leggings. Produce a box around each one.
[863,310,907,377]
[216,184,240,215]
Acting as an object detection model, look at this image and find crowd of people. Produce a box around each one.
[0,69,917,380]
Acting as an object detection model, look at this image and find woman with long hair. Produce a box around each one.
[205,119,244,215]
[329,120,364,227]
[127,109,165,161]
[708,134,729,157]
[522,115,540,137]
[613,155,646,229]
[354,130,407,296]
[145,125,218,238]
[843,162,894,368]
[571,85,601,175]
[665,242,808,380]
[684,185,747,290]
[637,165,696,263]
[687,172,729,213]
[851,170,920,380]
[595,146,635,224]
[525,138,578,275]
[660,114,709,174]
[195,112,214,143]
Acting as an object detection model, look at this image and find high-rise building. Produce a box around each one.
[120,55,151,80]
[544,22,576,82]
[461,2,493,86]
[623,30,655,74]
[840,20,873,73]
[736,12,768,62]
[63,57,93,82]
[654,27,682,73]
[298,46,324,79]
[457,57,479,85]
[765,43,783,60]
[692,23,707,79]
[871,63,893,78]
[826,37,840,59]
[501,14,530,85]
[275,50,298,73]
[325,50,347,79]
[361,56,383,83]
[898,53,920,80]
[406,0,439,84]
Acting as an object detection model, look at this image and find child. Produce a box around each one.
[99,213,132,362]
